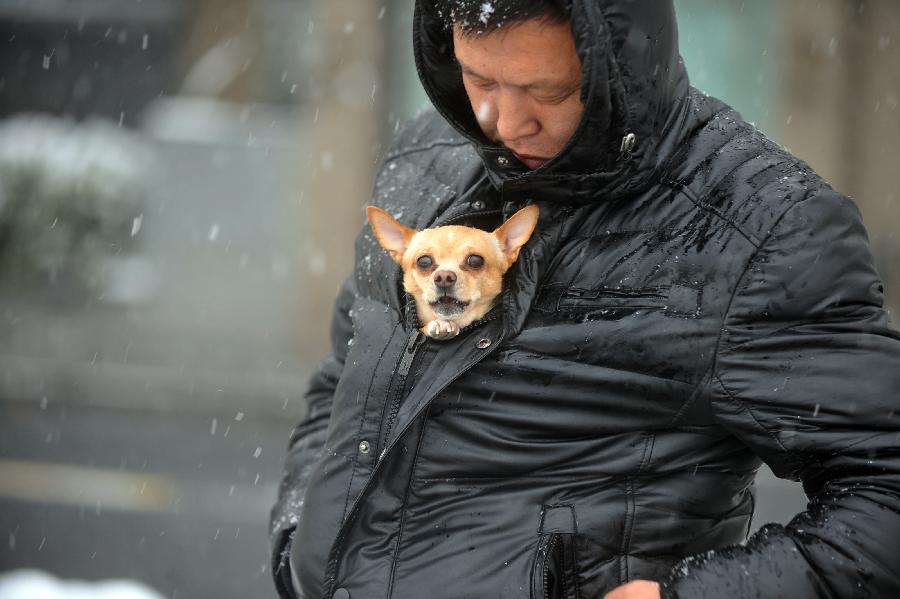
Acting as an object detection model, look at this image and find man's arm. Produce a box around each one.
[269,274,357,599]
[661,190,900,598]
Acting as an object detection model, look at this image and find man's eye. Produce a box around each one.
[416,256,433,269]
[534,85,579,104]
[537,95,565,104]
[466,254,485,268]
[466,76,495,90]
[536,91,571,104]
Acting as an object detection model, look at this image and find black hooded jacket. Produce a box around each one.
[271,1,900,597]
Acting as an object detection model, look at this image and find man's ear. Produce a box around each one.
[367,206,416,263]
[493,205,539,266]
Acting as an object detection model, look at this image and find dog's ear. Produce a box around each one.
[367,206,416,263]
[493,205,539,266]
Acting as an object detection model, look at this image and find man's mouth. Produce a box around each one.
[430,295,470,316]
[511,151,549,170]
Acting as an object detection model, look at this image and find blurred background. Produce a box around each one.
[0,0,897,597]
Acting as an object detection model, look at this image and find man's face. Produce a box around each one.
[453,19,584,170]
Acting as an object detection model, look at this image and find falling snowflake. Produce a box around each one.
[478,2,495,25]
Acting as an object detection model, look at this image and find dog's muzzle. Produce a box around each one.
[430,295,469,317]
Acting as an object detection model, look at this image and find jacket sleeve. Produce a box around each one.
[661,191,900,598]
[269,274,357,599]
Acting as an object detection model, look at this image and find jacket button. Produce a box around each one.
[358,440,370,454]
[333,588,350,599]
[471,200,485,210]
[476,337,491,349]
[496,156,509,167]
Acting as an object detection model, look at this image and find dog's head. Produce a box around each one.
[367,205,539,328]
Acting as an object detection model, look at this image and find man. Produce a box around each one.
[271,1,900,598]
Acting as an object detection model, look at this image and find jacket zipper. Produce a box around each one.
[376,308,501,461]
[377,330,426,460]
[324,319,506,599]
[543,534,560,599]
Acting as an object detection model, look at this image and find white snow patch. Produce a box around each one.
[478,2,495,24]
[0,570,166,599]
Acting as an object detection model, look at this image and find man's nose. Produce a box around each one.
[494,92,539,143]
[433,270,457,289]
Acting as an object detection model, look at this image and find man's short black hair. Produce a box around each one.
[438,0,567,36]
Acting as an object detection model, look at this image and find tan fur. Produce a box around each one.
[367,205,539,339]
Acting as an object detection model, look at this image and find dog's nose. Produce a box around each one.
[433,270,457,289]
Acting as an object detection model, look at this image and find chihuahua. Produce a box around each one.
[367,205,539,340]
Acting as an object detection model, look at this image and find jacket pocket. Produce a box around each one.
[532,533,579,599]
[542,283,701,319]
[556,286,670,311]
[531,504,581,599]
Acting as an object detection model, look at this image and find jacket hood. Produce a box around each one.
[413,0,692,202]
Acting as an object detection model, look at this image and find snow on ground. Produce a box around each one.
[0,570,165,599]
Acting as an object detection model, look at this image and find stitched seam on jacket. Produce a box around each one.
[670,189,814,428]
[666,128,815,250]
[717,309,884,354]
[745,485,756,538]
[659,106,734,176]
[703,135,792,193]
[735,159,802,207]
[385,138,470,162]
[666,180,761,248]
[670,127,779,230]
[705,190,815,396]
[714,372,798,459]
[340,317,405,525]
[617,433,654,585]
[385,416,430,599]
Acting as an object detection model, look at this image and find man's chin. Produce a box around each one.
[521,157,548,170]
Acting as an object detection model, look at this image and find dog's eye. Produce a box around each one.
[466,254,485,269]
[416,255,433,269]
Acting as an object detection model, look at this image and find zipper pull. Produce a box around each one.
[406,330,424,353]
[619,132,636,161]
[563,288,599,300]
